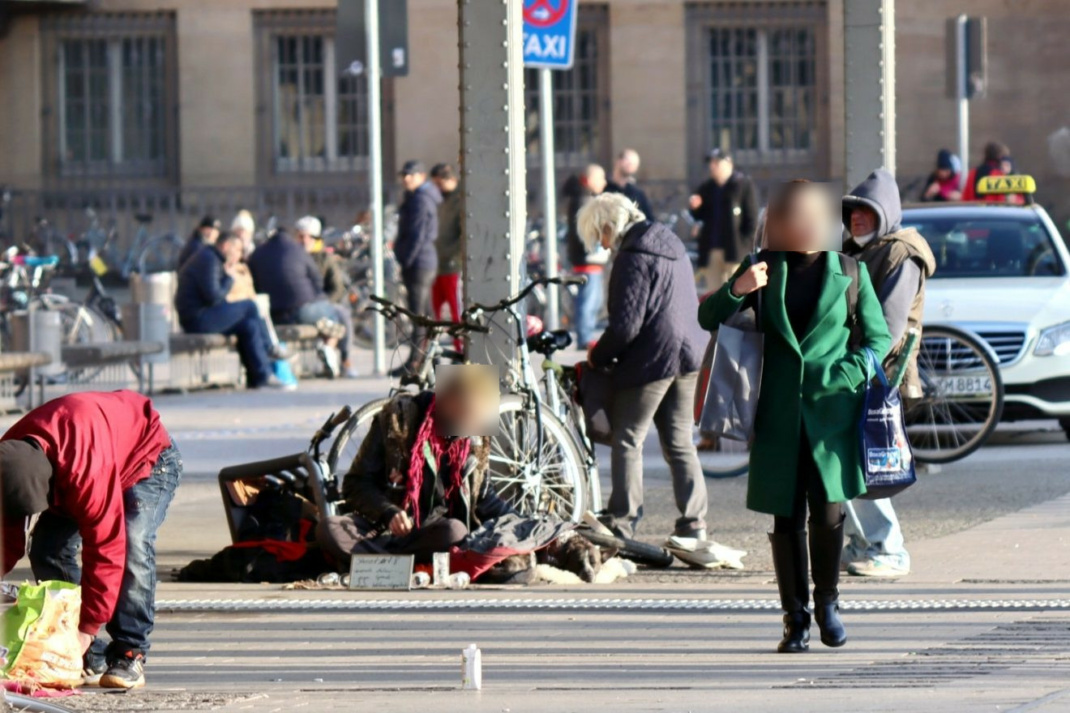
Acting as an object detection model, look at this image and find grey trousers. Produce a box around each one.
[607,372,708,537]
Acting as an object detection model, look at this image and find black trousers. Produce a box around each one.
[402,267,436,366]
[773,427,843,533]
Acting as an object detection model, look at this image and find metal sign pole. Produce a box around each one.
[538,67,559,330]
[956,14,970,192]
[367,0,386,375]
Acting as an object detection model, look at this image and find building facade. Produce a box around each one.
[2,0,1070,241]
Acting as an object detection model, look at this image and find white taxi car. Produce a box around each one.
[901,176,1070,437]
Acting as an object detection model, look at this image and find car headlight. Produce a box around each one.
[1034,320,1070,357]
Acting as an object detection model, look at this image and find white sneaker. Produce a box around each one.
[847,558,910,578]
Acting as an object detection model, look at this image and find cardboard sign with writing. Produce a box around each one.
[348,554,414,591]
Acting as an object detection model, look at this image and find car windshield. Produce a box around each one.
[902,213,1067,278]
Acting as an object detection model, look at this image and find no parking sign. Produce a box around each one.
[523,0,579,69]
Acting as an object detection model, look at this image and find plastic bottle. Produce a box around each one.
[446,571,471,590]
[461,643,482,690]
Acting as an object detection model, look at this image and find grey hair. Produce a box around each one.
[577,192,646,251]
[294,215,322,238]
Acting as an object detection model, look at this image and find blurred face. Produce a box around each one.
[231,227,251,243]
[849,206,879,238]
[401,172,426,192]
[435,365,499,437]
[584,165,607,195]
[617,150,640,178]
[296,231,315,252]
[709,158,733,185]
[201,226,220,245]
[219,238,243,265]
[935,168,951,181]
[434,176,459,194]
[767,184,834,251]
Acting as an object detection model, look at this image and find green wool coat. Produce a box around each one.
[697,252,892,516]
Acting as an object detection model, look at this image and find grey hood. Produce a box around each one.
[842,168,902,239]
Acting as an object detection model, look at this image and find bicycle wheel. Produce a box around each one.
[138,233,185,274]
[327,397,392,479]
[4,693,79,713]
[906,325,1005,464]
[701,437,751,479]
[549,375,602,509]
[352,280,408,350]
[490,395,587,522]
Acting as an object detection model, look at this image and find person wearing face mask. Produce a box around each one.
[579,192,709,542]
[841,169,936,579]
[698,180,891,654]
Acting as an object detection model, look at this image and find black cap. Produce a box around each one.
[0,440,52,519]
[430,163,456,180]
[199,215,221,230]
[706,148,731,162]
[399,160,426,176]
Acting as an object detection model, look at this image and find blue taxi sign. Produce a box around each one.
[976,174,1036,195]
[523,0,579,70]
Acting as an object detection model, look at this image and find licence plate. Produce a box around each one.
[932,375,992,397]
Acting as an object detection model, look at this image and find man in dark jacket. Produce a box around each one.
[175,232,281,389]
[582,193,708,540]
[688,149,759,290]
[1,391,180,689]
[394,160,442,370]
[841,168,937,579]
[317,386,512,567]
[177,215,221,269]
[292,216,357,378]
[605,149,655,221]
[247,227,325,323]
[564,164,608,348]
[430,163,463,345]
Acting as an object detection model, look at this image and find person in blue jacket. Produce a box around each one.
[175,232,286,389]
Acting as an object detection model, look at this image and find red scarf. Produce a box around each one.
[405,396,471,527]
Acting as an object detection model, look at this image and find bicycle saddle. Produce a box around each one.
[526,329,573,356]
[22,255,60,268]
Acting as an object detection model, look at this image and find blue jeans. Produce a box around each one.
[296,299,353,362]
[573,269,603,348]
[29,443,183,659]
[184,300,273,386]
[843,498,910,569]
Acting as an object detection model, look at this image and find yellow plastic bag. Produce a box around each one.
[2,581,84,690]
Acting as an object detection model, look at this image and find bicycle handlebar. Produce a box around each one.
[368,295,489,334]
[463,275,587,319]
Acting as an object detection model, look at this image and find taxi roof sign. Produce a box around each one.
[976,174,1036,195]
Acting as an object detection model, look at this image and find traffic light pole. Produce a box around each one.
[538,67,559,330]
[366,0,387,375]
[955,14,970,191]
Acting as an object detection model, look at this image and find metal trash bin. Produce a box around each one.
[121,303,171,364]
[130,271,179,332]
[12,308,65,377]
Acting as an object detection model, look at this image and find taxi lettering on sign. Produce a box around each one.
[523,0,579,69]
[976,174,1037,195]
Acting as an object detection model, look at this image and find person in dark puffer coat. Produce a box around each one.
[581,192,708,541]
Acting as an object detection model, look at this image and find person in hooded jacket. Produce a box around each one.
[841,168,937,578]
[579,192,709,541]
[920,149,963,202]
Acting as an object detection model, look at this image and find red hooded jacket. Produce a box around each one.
[2,391,172,635]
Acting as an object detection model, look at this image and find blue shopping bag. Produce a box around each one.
[858,348,916,500]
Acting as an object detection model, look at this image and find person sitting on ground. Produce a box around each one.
[1,391,182,689]
[177,215,221,269]
[175,231,288,390]
[317,369,510,567]
[920,149,963,202]
[249,220,357,379]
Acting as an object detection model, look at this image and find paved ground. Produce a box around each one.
[5,349,1070,711]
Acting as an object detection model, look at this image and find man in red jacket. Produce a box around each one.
[1,391,181,690]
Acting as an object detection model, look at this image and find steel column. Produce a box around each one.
[843,0,896,190]
[458,0,527,368]
[366,0,387,375]
[539,67,560,330]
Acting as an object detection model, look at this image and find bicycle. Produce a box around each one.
[700,323,1006,477]
[327,276,597,523]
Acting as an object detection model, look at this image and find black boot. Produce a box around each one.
[809,517,848,648]
[768,531,811,653]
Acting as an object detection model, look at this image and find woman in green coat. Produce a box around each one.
[698,181,891,654]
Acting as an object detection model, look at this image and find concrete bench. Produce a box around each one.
[59,341,164,395]
[0,352,52,412]
[275,324,322,377]
[162,333,242,392]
